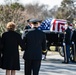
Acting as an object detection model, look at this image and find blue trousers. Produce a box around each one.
[24,60,41,75]
[63,45,70,62]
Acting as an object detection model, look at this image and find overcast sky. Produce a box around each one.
[19,0,63,8]
[0,0,62,8]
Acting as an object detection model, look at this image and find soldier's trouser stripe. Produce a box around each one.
[64,45,67,62]
[73,44,76,61]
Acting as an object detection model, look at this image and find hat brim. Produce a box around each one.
[29,19,42,23]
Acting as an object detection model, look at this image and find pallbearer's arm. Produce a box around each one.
[42,33,47,54]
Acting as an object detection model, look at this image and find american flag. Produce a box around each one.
[38,18,72,32]
[38,18,52,30]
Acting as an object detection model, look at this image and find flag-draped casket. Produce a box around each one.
[38,18,72,47]
[39,18,72,32]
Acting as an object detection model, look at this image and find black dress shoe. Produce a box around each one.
[62,61,69,64]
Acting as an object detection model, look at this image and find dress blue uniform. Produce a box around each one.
[63,27,71,63]
[22,19,47,75]
[71,29,76,62]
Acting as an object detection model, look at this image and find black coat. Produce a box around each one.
[22,28,47,60]
[24,25,31,29]
[71,29,76,44]
[64,27,71,45]
[0,36,2,67]
[1,30,25,70]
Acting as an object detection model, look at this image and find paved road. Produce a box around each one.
[0,51,76,75]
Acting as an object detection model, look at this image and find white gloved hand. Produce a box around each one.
[42,55,46,60]
[72,41,74,44]
[63,43,65,46]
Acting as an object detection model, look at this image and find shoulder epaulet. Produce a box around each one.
[24,29,35,32]
[27,29,35,32]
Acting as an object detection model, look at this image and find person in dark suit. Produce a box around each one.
[0,36,2,67]
[22,19,47,75]
[1,22,25,75]
[22,19,32,39]
[71,24,76,62]
[24,19,31,30]
[62,22,71,63]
